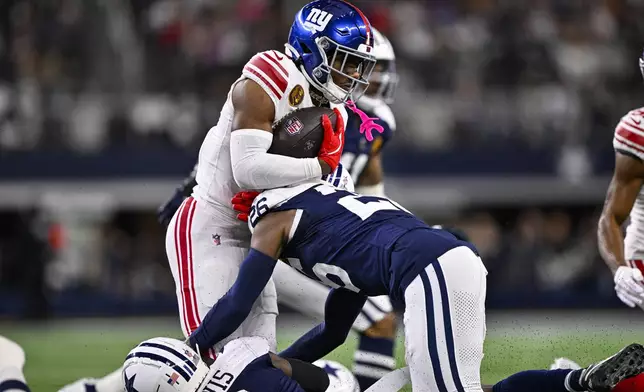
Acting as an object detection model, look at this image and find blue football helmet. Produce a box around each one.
[286,0,377,103]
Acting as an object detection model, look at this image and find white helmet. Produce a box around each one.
[368,28,398,104]
[122,337,210,392]
[313,360,360,392]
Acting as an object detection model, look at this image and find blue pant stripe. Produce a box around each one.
[433,262,465,392]
[419,270,448,392]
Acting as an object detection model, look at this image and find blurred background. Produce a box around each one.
[1,0,644,389]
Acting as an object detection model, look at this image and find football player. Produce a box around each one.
[157,27,399,392]
[121,336,332,392]
[268,27,398,391]
[598,49,644,311]
[0,336,29,392]
[187,174,644,391]
[592,48,644,391]
[59,1,379,391]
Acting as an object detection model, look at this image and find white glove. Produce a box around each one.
[614,266,644,307]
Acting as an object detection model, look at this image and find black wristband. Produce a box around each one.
[286,358,330,392]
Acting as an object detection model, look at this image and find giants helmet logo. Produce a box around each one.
[304,8,333,32]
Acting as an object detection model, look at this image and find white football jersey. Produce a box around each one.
[613,107,644,260]
[192,49,349,228]
[196,337,270,392]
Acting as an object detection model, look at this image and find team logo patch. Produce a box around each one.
[304,140,315,150]
[289,85,304,106]
[285,117,304,135]
[212,234,221,246]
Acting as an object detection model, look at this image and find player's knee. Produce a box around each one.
[363,312,397,339]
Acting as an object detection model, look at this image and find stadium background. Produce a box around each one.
[1,0,644,390]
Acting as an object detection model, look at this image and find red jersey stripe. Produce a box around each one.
[248,55,287,94]
[616,124,644,150]
[244,65,282,99]
[615,134,644,154]
[264,52,288,78]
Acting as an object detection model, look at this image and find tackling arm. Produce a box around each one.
[229,80,329,190]
[188,211,290,354]
[598,152,644,272]
[279,288,367,362]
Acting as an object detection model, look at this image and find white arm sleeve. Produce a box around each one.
[230,129,322,190]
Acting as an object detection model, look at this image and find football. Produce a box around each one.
[268,107,337,159]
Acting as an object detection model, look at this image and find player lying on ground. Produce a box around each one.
[59,1,381,391]
[156,25,400,392]
[0,336,30,392]
[185,176,644,391]
[121,336,335,392]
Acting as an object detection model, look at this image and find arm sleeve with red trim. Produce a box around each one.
[614,108,644,161]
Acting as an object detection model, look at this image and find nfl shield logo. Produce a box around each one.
[285,117,304,135]
[212,234,221,246]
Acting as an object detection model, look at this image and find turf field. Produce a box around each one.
[3,311,644,391]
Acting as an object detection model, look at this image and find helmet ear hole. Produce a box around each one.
[300,42,313,54]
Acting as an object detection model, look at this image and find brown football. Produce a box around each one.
[268,107,337,159]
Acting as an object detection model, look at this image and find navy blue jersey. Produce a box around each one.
[226,354,304,392]
[269,184,474,301]
[342,102,394,181]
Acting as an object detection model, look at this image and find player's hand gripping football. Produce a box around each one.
[614,266,644,307]
[232,191,260,222]
[317,108,345,174]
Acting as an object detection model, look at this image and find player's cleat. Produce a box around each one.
[57,378,98,392]
[550,357,582,370]
[579,343,644,392]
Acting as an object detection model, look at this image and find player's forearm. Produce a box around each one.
[598,214,627,273]
[230,130,322,189]
[278,323,344,362]
[189,249,276,352]
[279,289,366,361]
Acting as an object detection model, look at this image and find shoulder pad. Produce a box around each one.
[614,107,644,161]
[242,50,291,106]
[248,183,321,232]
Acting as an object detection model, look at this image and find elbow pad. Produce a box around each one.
[230,129,321,189]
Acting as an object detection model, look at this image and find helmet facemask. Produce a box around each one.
[310,36,376,104]
[366,60,399,104]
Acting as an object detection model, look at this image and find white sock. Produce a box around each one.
[0,366,29,392]
[95,367,124,392]
[364,367,410,392]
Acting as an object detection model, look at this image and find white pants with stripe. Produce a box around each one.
[403,246,487,392]
[165,197,278,352]
[272,261,392,332]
